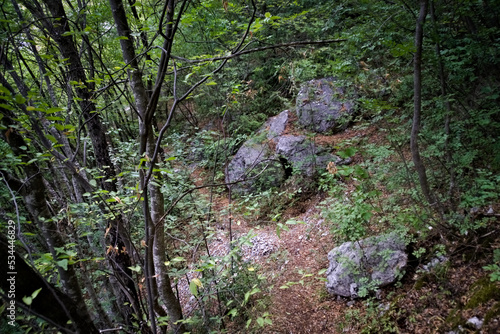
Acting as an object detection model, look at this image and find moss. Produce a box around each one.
[484,301,500,325]
[444,309,466,329]
[414,273,431,290]
[465,277,500,309]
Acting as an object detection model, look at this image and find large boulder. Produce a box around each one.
[265,108,289,140]
[325,233,407,298]
[225,111,289,194]
[275,135,336,177]
[226,110,343,194]
[225,139,284,194]
[296,78,355,133]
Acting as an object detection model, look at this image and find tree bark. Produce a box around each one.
[411,0,434,206]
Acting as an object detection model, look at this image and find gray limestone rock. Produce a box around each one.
[296,78,355,133]
[275,135,337,177]
[265,109,289,140]
[326,233,407,298]
[225,139,283,194]
[225,109,352,194]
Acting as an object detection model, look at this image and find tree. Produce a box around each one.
[411,0,434,207]
[0,0,345,332]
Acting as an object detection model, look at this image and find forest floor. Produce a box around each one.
[182,123,500,334]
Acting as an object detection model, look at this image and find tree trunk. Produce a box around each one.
[0,110,99,334]
[20,0,143,326]
[411,0,434,206]
[108,0,186,331]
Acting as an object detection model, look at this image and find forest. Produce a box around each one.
[0,0,499,333]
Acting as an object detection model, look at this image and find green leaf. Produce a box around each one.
[128,265,141,273]
[0,85,11,95]
[46,116,65,121]
[15,94,26,104]
[57,259,68,271]
[338,147,356,159]
[227,308,238,318]
[46,107,64,114]
[191,278,203,288]
[0,103,13,110]
[184,72,194,82]
[89,179,97,187]
[31,288,42,299]
[189,280,198,297]
[45,134,57,143]
[244,291,250,304]
[317,268,327,275]
[205,81,217,86]
[257,317,264,327]
[22,296,33,305]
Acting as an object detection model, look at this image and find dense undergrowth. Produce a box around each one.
[1,0,499,333]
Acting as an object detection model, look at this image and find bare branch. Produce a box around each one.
[171,39,347,64]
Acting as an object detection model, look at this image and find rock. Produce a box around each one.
[239,233,279,259]
[265,109,289,140]
[225,139,283,194]
[422,255,448,272]
[275,135,338,177]
[296,78,355,133]
[225,111,289,194]
[325,233,407,298]
[225,110,343,194]
[466,316,483,329]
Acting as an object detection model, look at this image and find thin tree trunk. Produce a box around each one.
[411,0,434,206]
[108,0,186,332]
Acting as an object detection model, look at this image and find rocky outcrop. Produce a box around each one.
[224,138,284,194]
[226,78,357,194]
[275,135,336,177]
[325,233,407,298]
[296,78,355,133]
[226,110,345,194]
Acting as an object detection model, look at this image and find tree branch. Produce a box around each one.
[171,39,347,64]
